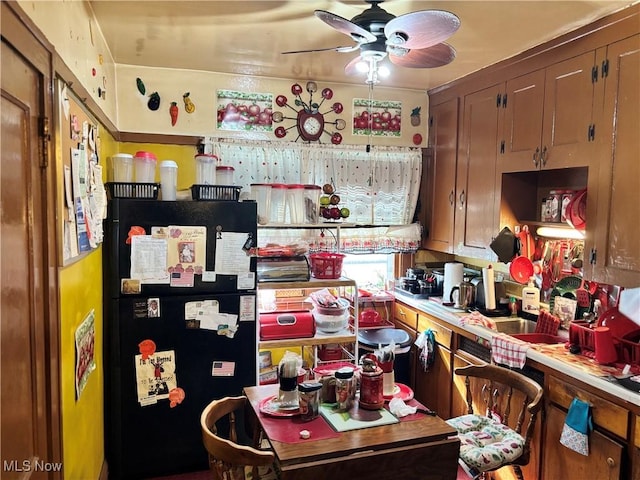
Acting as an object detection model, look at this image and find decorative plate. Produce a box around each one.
[383,383,414,402]
[258,396,300,417]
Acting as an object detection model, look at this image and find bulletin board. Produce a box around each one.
[58,83,107,265]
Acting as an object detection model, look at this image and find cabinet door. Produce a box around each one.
[423,98,458,252]
[541,51,598,169]
[414,344,452,419]
[454,84,501,258]
[500,69,546,172]
[451,353,486,418]
[543,404,623,480]
[589,34,640,287]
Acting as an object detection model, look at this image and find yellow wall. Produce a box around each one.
[58,249,104,480]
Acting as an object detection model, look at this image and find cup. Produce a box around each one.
[594,326,617,364]
[195,154,218,185]
[160,160,178,201]
[112,153,133,182]
[133,151,157,183]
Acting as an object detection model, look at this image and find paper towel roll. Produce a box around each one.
[443,262,464,303]
[482,266,496,310]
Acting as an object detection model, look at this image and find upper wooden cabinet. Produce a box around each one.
[454,84,503,259]
[587,34,640,287]
[422,98,458,252]
[500,51,598,172]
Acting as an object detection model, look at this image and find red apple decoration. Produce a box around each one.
[275,95,287,107]
[322,88,333,99]
[291,83,303,95]
[274,126,287,138]
[332,102,344,114]
[331,132,343,145]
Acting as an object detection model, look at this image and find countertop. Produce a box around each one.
[394,294,640,408]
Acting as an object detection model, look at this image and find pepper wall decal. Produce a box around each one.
[169,102,178,126]
[183,92,195,113]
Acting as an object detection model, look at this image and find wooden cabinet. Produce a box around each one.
[414,314,453,418]
[543,375,627,480]
[454,84,503,258]
[422,98,458,252]
[588,34,640,287]
[499,51,598,172]
[543,403,624,480]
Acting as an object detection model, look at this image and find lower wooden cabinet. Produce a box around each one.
[543,403,623,480]
[414,341,452,419]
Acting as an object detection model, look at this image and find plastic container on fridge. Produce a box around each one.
[216,166,235,186]
[159,160,178,200]
[133,151,157,183]
[112,153,134,182]
[195,154,218,185]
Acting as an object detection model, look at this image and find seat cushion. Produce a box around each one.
[446,414,525,472]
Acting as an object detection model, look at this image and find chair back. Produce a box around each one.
[201,396,275,480]
[455,364,543,468]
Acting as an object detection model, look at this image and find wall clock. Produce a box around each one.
[273,81,346,144]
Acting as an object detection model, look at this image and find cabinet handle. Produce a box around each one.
[606,457,616,468]
[532,147,540,167]
[540,146,548,167]
[459,190,466,207]
[449,190,454,206]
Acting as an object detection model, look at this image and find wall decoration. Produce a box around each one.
[147,91,161,111]
[75,310,96,399]
[272,82,346,144]
[183,92,195,113]
[352,98,402,137]
[411,107,421,126]
[169,102,178,126]
[217,90,273,132]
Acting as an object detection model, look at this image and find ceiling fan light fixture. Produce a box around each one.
[377,65,390,77]
[356,60,370,73]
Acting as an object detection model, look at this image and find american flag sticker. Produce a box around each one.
[212,361,235,377]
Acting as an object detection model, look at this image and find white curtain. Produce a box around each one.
[210,138,422,253]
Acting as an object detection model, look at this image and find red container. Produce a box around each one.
[309,252,345,279]
[259,310,315,340]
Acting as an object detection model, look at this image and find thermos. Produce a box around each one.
[359,356,384,410]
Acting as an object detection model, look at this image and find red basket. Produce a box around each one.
[309,253,345,279]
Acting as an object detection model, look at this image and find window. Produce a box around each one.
[341,253,394,290]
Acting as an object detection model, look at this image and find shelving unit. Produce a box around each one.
[256,277,359,384]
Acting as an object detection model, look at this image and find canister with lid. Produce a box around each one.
[195,154,218,185]
[216,165,235,186]
[133,151,157,183]
[303,185,322,224]
[286,184,305,224]
[298,382,322,422]
[334,367,355,412]
[269,184,288,224]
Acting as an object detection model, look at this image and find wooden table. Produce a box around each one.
[244,384,460,480]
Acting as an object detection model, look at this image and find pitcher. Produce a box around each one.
[450,279,475,310]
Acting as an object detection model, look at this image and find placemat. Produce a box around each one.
[259,411,340,444]
[320,403,399,432]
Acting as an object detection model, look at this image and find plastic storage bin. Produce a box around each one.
[309,252,345,279]
[133,151,157,183]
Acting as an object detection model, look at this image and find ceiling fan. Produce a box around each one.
[282,0,460,83]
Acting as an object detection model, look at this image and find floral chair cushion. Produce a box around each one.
[446,414,525,472]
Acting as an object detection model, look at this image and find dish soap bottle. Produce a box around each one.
[521,276,540,315]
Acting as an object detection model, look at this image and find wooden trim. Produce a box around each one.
[428,3,640,100]
[117,131,202,146]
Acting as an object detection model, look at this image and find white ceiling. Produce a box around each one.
[89,0,635,91]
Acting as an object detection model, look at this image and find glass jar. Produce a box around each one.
[298,382,322,422]
[334,367,355,412]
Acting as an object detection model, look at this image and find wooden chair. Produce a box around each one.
[201,396,277,480]
[446,364,543,480]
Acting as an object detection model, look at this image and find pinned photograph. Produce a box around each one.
[147,298,160,318]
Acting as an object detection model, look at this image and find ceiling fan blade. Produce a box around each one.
[389,43,457,69]
[282,45,360,55]
[315,10,377,44]
[385,10,460,50]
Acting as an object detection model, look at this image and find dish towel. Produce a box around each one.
[459,311,497,330]
[536,309,561,335]
[491,333,530,368]
[560,397,593,456]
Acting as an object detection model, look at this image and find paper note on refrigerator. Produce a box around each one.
[214,232,251,274]
[130,235,170,284]
[135,350,177,406]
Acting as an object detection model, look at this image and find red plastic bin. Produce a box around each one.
[309,253,345,279]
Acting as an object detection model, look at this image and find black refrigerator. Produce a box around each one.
[103,199,258,479]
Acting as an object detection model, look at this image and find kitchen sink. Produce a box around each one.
[493,318,538,334]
